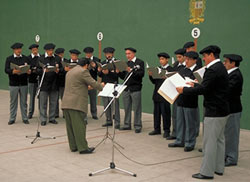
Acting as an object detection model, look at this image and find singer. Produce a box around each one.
[117,47,145,133]
[37,43,62,126]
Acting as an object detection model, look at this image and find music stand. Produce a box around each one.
[89,70,137,177]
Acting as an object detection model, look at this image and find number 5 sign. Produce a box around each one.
[191,27,201,39]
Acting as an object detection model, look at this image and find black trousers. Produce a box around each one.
[153,101,171,133]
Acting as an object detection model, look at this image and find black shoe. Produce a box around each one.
[120,126,131,130]
[102,123,112,127]
[23,120,30,124]
[92,116,98,120]
[49,120,58,124]
[55,116,59,118]
[166,135,176,140]
[163,132,170,138]
[28,115,32,119]
[148,130,161,135]
[8,120,15,125]
[71,149,78,152]
[192,173,213,180]
[135,129,141,133]
[115,125,120,129]
[41,121,47,126]
[79,147,95,154]
[198,148,203,152]
[225,161,237,167]
[214,172,223,176]
[184,146,194,152]
[168,143,184,148]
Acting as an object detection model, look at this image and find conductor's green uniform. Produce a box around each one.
[62,65,103,152]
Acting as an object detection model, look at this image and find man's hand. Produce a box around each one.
[176,87,184,94]
[102,69,109,75]
[148,71,153,76]
[101,82,105,87]
[55,68,59,74]
[12,69,21,74]
[88,85,93,90]
[116,69,120,73]
[64,66,70,72]
[27,69,31,75]
[90,61,96,68]
[186,82,195,87]
[127,67,131,72]
[98,67,102,72]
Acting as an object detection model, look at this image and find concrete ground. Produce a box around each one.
[0,89,249,182]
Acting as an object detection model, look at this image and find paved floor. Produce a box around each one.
[0,89,249,182]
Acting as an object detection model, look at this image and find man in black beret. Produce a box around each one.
[97,47,120,128]
[166,48,186,140]
[5,43,31,125]
[148,52,173,138]
[223,54,243,167]
[176,45,229,179]
[183,41,203,68]
[27,44,40,119]
[117,47,145,133]
[168,51,200,152]
[83,47,101,120]
[55,48,67,118]
[37,43,62,126]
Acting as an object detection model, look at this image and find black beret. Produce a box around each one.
[83,47,94,53]
[29,44,39,50]
[223,54,243,62]
[157,52,170,59]
[77,58,90,66]
[184,51,199,59]
[44,43,56,50]
[174,48,186,55]
[103,47,115,53]
[199,45,221,55]
[183,41,195,49]
[69,49,81,55]
[55,48,65,54]
[11,42,23,49]
[124,47,137,53]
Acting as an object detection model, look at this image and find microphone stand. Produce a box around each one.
[89,68,137,177]
[26,66,56,144]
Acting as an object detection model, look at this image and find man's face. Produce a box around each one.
[125,50,135,61]
[105,53,114,60]
[185,57,196,68]
[202,53,214,66]
[186,47,195,52]
[14,48,22,56]
[85,53,93,59]
[159,57,168,66]
[46,49,54,57]
[176,54,184,64]
[70,54,78,61]
[223,58,235,70]
[58,53,64,58]
[31,48,39,55]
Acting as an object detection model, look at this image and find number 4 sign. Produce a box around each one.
[191,27,201,39]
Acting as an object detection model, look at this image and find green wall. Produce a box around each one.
[0,0,249,129]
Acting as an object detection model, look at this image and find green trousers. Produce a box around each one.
[63,109,88,152]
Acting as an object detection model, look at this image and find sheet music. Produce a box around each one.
[98,83,127,98]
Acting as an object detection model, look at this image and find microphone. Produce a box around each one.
[131,65,140,71]
[43,63,49,68]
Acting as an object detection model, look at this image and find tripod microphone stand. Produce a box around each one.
[26,66,56,144]
[89,69,137,177]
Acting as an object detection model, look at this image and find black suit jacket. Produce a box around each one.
[98,58,119,84]
[183,61,229,117]
[5,55,29,86]
[27,54,40,83]
[57,57,70,88]
[177,65,199,108]
[149,65,174,102]
[118,58,145,92]
[228,68,243,113]
[89,56,101,81]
